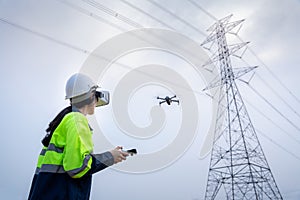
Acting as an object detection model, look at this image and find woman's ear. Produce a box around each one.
[89,92,96,104]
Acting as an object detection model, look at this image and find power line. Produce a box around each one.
[149,1,300,165]
[244,98,300,145]
[80,0,206,60]
[57,0,127,32]
[108,0,300,128]
[204,72,300,170]
[187,0,218,21]
[188,1,300,137]
[68,0,211,81]
[3,0,205,96]
[189,1,300,107]
[244,81,300,132]
[0,17,89,54]
[76,0,210,62]
[145,0,207,36]
[119,0,175,30]
[237,35,300,106]
[3,0,300,166]
[238,57,300,120]
[255,73,300,120]
[82,0,143,28]
[256,128,300,161]
[0,16,207,97]
[2,0,298,153]
[203,18,283,199]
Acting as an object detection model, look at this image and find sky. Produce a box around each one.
[0,0,300,199]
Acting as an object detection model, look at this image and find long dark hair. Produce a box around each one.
[41,106,72,146]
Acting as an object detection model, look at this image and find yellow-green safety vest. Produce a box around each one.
[36,112,93,178]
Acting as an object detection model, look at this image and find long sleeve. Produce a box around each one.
[89,152,114,174]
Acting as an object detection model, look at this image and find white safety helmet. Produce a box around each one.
[65,73,98,104]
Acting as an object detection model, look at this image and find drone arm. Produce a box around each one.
[159,100,166,105]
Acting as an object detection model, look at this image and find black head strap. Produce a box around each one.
[41,106,72,147]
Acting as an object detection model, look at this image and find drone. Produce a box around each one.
[157,95,179,106]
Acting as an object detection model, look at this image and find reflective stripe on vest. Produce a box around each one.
[35,144,91,178]
[47,143,64,153]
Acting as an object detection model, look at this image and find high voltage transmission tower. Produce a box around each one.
[201,15,283,200]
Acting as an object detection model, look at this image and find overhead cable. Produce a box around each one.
[145,0,207,36]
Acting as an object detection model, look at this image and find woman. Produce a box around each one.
[28,73,129,200]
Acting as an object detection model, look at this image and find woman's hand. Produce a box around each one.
[109,146,129,164]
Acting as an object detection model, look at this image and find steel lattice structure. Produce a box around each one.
[202,15,283,200]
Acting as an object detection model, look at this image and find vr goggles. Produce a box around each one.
[95,90,110,107]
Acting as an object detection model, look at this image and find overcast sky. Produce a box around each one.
[1,0,300,199]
